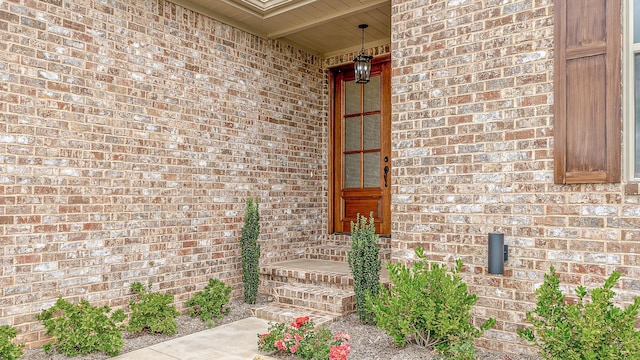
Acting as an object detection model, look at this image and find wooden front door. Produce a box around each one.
[331,56,391,235]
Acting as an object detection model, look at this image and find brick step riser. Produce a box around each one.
[274,296,354,315]
[259,277,390,297]
[259,268,354,290]
[304,252,391,263]
[305,247,391,262]
[273,287,355,315]
[259,276,353,294]
[305,252,349,263]
[319,237,392,246]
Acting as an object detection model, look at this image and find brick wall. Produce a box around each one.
[0,0,327,346]
[391,0,640,354]
[3,0,639,354]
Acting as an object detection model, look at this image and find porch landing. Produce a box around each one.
[260,258,389,285]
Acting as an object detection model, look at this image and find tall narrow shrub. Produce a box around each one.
[241,197,260,304]
[347,212,380,325]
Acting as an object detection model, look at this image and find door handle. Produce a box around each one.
[383,165,389,188]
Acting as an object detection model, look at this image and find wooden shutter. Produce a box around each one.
[554,0,621,184]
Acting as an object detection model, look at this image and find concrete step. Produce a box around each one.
[254,303,340,327]
[273,283,355,315]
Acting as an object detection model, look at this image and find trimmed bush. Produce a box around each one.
[518,267,640,359]
[128,282,180,335]
[186,278,232,324]
[368,247,494,359]
[36,297,126,357]
[0,325,24,360]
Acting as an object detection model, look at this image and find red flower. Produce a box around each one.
[329,341,352,360]
[275,339,287,351]
[290,316,310,329]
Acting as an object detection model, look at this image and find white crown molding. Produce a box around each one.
[221,0,316,19]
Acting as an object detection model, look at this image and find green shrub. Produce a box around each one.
[518,267,640,359]
[368,247,494,358]
[241,197,260,304]
[437,337,476,360]
[36,297,126,357]
[186,278,232,324]
[128,282,180,335]
[347,212,380,325]
[0,325,24,360]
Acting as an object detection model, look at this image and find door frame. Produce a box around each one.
[328,54,391,235]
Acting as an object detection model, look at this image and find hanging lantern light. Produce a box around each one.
[353,24,373,84]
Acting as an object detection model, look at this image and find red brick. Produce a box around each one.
[15,254,41,264]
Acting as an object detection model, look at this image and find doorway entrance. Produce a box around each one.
[330,55,391,235]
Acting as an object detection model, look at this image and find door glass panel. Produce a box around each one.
[345,80,360,115]
[364,75,380,112]
[363,152,380,187]
[363,114,380,150]
[344,153,360,188]
[344,117,361,151]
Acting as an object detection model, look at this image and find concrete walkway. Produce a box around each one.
[112,317,272,360]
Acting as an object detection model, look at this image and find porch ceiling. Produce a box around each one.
[171,0,391,57]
